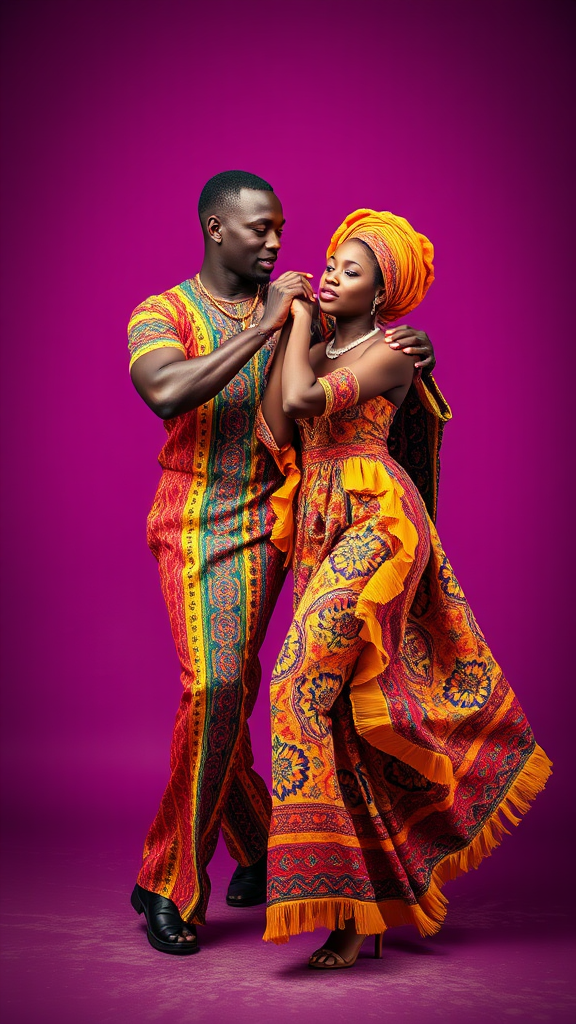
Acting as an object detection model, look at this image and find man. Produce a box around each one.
[128,171,446,955]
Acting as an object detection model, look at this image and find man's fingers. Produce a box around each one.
[384,324,410,337]
[386,329,417,343]
[275,271,314,282]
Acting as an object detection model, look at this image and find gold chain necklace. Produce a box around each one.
[195,274,260,323]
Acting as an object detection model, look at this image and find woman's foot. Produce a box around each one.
[226,852,267,907]
[308,917,372,969]
[131,884,199,955]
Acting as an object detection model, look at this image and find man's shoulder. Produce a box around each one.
[133,277,197,312]
[129,279,205,331]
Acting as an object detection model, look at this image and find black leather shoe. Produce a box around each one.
[131,884,199,955]
[225,852,267,907]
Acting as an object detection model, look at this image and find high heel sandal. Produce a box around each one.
[308,932,384,970]
[131,884,199,955]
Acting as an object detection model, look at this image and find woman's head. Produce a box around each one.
[319,238,385,319]
[320,209,434,325]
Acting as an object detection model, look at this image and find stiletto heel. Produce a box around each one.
[309,931,385,969]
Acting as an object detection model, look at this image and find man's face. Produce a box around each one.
[215,189,285,284]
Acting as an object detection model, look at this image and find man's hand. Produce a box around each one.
[384,326,436,372]
[259,272,314,333]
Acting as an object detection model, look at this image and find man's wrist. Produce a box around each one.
[253,322,277,340]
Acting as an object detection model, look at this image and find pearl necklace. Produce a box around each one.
[195,274,261,323]
[325,326,380,359]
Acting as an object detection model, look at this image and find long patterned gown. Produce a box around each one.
[257,365,551,943]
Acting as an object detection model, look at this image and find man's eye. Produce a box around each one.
[253,228,267,235]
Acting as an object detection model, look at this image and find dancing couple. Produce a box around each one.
[128,171,550,967]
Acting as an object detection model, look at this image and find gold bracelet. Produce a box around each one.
[317,376,335,417]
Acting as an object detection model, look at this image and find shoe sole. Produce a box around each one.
[131,887,200,955]
[225,893,266,908]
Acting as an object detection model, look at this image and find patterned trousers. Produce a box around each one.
[137,469,286,923]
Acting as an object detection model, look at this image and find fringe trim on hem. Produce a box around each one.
[263,743,552,943]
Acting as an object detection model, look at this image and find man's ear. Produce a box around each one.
[206,215,223,243]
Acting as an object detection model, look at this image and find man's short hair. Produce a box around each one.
[198,170,274,220]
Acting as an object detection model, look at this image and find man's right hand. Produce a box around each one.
[259,272,314,334]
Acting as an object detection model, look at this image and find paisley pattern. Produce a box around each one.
[258,371,551,944]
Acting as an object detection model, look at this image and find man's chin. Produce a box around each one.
[252,268,273,286]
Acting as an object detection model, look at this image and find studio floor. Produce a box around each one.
[1,816,574,1024]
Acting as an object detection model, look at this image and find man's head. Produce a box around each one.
[198,170,284,285]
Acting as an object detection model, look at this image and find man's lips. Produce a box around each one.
[258,256,277,270]
[319,287,338,300]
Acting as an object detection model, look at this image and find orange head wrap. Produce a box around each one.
[326,209,434,325]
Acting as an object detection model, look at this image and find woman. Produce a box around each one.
[257,209,551,969]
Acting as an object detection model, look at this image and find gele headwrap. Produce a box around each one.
[326,209,434,325]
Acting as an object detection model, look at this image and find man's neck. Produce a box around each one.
[198,258,258,301]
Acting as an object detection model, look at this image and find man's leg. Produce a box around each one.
[138,470,285,924]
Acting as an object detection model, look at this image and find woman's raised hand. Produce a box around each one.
[259,272,314,333]
[290,294,317,321]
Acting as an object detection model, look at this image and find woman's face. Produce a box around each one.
[318,239,382,318]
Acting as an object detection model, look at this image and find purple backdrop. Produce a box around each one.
[1,2,575,1020]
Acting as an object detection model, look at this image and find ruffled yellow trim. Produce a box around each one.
[269,448,301,567]
[255,406,301,568]
[263,743,552,943]
[341,458,453,785]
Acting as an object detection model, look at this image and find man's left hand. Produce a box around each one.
[384,326,435,372]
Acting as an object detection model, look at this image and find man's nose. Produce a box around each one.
[265,230,282,250]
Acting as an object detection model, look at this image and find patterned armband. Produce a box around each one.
[317,366,360,417]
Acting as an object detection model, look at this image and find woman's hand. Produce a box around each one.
[384,326,436,372]
[259,272,314,333]
[290,295,317,321]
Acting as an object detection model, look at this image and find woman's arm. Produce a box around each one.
[281,304,322,417]
[281,304,414,418]
[260,320,294,448]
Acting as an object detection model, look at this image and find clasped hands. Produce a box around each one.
[260,270,435,372]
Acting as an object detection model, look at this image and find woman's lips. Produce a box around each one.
[319,288,338,301]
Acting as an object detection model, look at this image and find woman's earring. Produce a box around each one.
[371,296,377,316]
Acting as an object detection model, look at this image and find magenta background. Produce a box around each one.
[1,0,575,889]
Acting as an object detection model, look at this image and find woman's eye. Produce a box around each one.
[345,270,358,277]
[325,264,334,272]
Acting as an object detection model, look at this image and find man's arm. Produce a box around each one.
[130,272,314,420]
